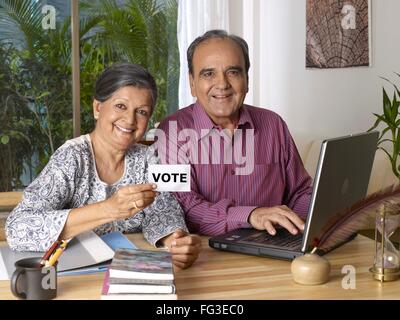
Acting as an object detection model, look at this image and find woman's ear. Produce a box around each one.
[93,99,101,120]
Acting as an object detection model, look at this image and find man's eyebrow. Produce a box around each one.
[226,66,244,72]
[199,68,215,75]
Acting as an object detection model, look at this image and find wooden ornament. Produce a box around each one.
[291,253,331,285]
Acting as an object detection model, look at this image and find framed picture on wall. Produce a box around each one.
[306,0,371,69]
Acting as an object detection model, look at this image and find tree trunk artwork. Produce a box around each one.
[306,0,370,69]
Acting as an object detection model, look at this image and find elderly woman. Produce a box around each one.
[6,63,201,269]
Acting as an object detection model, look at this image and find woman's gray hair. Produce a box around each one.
[94,63,158,109]
[187,29,250,79]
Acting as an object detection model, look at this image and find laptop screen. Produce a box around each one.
[301,131,379,252]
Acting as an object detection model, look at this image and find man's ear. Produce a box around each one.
[93,99,101,120]
[189,74,196,98]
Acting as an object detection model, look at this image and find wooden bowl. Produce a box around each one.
[291,253,331,285]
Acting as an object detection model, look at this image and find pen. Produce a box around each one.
[44,239,71,267]
[40,240,61,266]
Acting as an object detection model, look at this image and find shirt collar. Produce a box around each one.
[193,101,216,138]
[192,101,255,140]
[237,105,255,130]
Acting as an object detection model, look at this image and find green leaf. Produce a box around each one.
[394,74,400,95]
[377,138,394,146]
[382,75,400,100]
[375,113,387,122]
[383,88,394,125]
[392,72,400,97]
[395,130,400,156]
[378,127,391,140]
[379,138,395,143]
[0,135,10,144]
[36,91,51,99]
[368,113,387,132]
[378,147,394,163]
[391,91,400,119]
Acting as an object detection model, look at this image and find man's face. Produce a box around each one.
[189,38,248,127]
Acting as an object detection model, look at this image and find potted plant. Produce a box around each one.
[368,72,400,183]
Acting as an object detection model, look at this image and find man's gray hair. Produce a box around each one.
[187,29,250,79]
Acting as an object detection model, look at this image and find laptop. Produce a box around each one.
[209,131,379,260]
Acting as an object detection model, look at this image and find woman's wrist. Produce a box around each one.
[159,233,174,249]
[98,200,118,222]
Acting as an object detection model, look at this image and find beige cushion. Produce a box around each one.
[296,137,397,195]
[292,133,315,163]
[303,139,323,180]
[367,149,398,195]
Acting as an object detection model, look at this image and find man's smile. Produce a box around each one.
[211,93,233,100]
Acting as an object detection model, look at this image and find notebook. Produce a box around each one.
[58,231,137,276]
[0,231,136,279]
[209,131,379,260]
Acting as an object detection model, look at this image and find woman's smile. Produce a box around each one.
[114,123,135,133]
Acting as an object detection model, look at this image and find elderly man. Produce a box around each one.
[157,30,312,237]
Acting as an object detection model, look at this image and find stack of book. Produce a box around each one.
[101,248,177,300]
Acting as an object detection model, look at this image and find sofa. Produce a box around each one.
[294,135,398,196]
[294,134,398,231]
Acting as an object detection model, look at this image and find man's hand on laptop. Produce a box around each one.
[248,206,305,236]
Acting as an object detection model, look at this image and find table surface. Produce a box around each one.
[0,192,22,211]
[1,233,399,300]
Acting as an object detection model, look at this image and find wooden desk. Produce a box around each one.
[0,192,23,241]
[0,192,22,211]
[1,234,399,300]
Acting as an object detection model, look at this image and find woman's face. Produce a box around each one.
[93,86,153,150]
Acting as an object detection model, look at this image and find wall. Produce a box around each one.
[229,0,400,149]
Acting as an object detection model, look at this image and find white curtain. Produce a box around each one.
[177,0,230,109]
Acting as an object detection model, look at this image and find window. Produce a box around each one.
[0,0,179,191]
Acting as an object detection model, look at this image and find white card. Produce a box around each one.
[148,164,191,192]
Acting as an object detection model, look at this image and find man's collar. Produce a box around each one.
[237,105,255,130]
[193,101,216,139]
[192,101,255,140]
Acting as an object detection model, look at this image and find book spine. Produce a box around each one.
[109,277,174,285]
[101,269,110,295]
[107,284,175,294]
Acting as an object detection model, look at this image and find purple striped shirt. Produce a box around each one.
[157,102,312,236]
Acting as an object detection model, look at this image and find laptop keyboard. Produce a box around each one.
[239,229,303,249]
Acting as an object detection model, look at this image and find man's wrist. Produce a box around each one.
[226,206,257,230]
[247,207,259,223]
